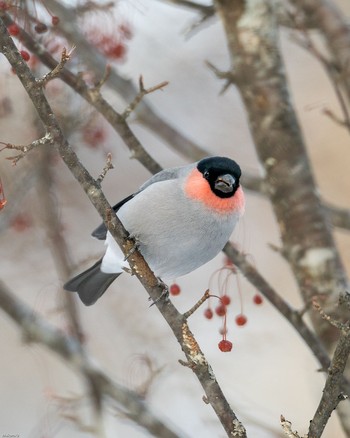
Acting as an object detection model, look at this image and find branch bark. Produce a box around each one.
[308,303,350,438]
[290,0,350,107]
[213,0,348,352]
[0,17,246,438]
[213,1,350,436]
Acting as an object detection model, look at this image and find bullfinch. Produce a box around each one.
[64,156,245,305]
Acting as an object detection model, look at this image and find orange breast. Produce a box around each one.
[184,168,245,214]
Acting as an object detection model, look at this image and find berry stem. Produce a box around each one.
[183,289,210,319]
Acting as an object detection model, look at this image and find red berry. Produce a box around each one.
[8,23,20,36]
[20,50,30,61]
[108,42,126,60]
[82,126,106,148]
[235,314,247,326]
[11,214,32,232]
[224,256,233,266]
[218,339,232,352]
[35,22,48,34]
[0,2,9,10]
[215,304,226,317]
[51,16,60,26]
[221,294,231,306]
[253,294,263,305]
[204,308,213,320]
[170,283,181,296]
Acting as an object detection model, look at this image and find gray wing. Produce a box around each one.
[91,163,195,240]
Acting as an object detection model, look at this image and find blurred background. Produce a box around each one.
[1,1,350,437]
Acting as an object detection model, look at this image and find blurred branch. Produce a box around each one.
[308,299,350,438]
[5,0,350,399]
[214,0,350,435]
[223,242,350,396]
[158,0,214,14]
[0,280,184,438]
[0,170,36,234]
[325,203,350,231]
[214,0,348,346]
[0,12,162,176]
[40,0,210,162]
[10,5,350,239]
[35,148,84,342]
[0,18,246,438]
[289,15,350,134]
[290,0,350,107]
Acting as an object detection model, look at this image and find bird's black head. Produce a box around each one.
[197,156,241,198]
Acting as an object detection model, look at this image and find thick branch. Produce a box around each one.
[214,1,350,435]
[40,0,210,162]
[214,0,348,348]
[308,315,350,438]
[0,18,246,437]
[290,0,350,107]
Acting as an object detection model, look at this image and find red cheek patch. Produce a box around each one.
[184,169,245,214]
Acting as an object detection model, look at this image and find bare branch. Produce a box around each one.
[0,134,53,164]
[290,0,350,108]
[308,321,350,438]
[122,76,169,119]
[0,18,246,437]
[280,415,305,438]
[0,280,184,438]
[223,242,350,396]
[96,152,114,185]
[37,46,75,87]
[183,289,210,319]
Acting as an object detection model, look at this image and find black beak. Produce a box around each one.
[214,174,235,193]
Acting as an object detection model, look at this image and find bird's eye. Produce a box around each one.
[203,170,210,180]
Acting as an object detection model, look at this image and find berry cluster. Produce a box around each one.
[170,257,264,353]
[4,0,61,68]
[86,22,132,62]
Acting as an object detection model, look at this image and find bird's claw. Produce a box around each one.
[149,280,169,306]
[124,236,140,261]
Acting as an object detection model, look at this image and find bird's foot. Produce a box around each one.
[124,235,140,261]
[149,279,169,306]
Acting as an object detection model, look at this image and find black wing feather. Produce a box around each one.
[91,194,135,240]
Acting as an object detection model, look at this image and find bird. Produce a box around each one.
[64,156,245,306]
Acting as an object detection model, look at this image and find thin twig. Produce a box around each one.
[96,152,114,185]
[122,76,169,119]
[94,64,111,92]
[280,415,305,438]
[206,60,236,94]
[290,13,350,132]
[0,133,53,164]
[0,18,247,437]
[312,298,347,331]
[183,289,210,319]
[37,46,75,87]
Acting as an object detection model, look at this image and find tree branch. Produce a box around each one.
[0,17,246,437]
[308,302,350,438]
[214,0,348,350]
[0,280,184,438]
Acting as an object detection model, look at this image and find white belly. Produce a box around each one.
[101,181,240,279]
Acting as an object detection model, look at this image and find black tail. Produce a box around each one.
[64,259,121,306]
